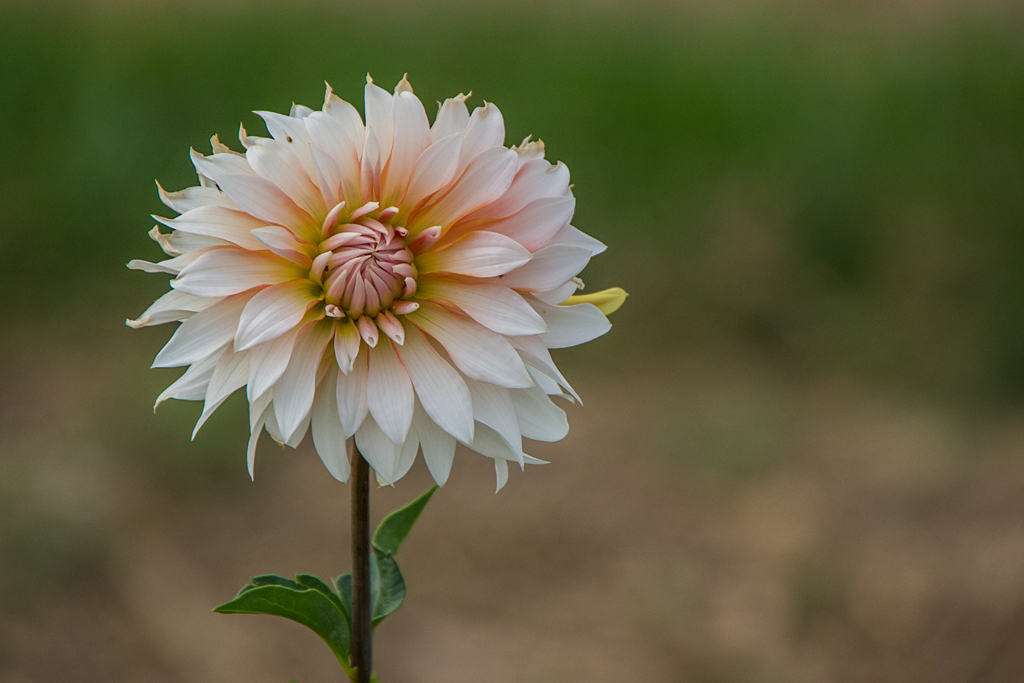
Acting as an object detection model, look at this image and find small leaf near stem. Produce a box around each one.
[214,579,355,678]
[373,486,438,556]
[371,550,406,626]
[213,479,439,682]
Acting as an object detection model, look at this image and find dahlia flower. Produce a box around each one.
[129,76,625,490]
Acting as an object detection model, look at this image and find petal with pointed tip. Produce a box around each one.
[154,206,268,251]
[530,300,611,349]
[395,324,474,444]
[153,291,256,368]
[172,248,306,297]
[273,320,335,440]
[417,279,546,336]
[311,370,352,482]
[235,279,320,350]
[215,173,319,240]
[406,302,533,389]
[336,350,369,437]
[366,340,415,445]
[416,231,530,278]
[494,244,591,292]
[412,404,457,486]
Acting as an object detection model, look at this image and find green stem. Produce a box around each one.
[350,450,372,683]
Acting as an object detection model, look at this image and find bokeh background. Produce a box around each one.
[4,0,1024,681]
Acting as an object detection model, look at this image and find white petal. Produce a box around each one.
[128,290,218,329]
[403,133,462,209]
[153,206,268,251]
[311,369,352,482]
[508,334,580,402]
[324,85,366,156]
[334,318,361,374]
[249,387,273,432]
[247,325,301,401]
[527,364,566,398]
[494,244,592,292]
[466,379,522,461]
[416,231,530,278]
[381,90,430,207]
[464,159,571,222]
[513,138,546,166]
[306,112,362,206]
[247,399,274,480]
[511,384,569,442]
[128,249,206,275]
[235,279,319,350]
[172,248,306,297]
[285,414,312,448]
[494,459,508,493]
[360,130,382,204]
[157,181,237,213]
[194,343,249,438]
[273,320,335,440]
[394,324,474,443]
[417,279,546,336]
[264,405,311,448]
[469,423,531,464]
[411,147,518,232]
[430,94,469,142]
[215,173,319,240]
[264,406,283,443]
[457,103,505,174]
[336,349,369,437]
[255,110,318,181]
[249,226,315,265]
[246,139,326,220]
[354,415,401,484]
[548,223,607,256]
[531,300,611,349]
[152,291,256,368]
[308,143,342,208]
[364,78,395,168]
[366,340,415,445]
[412,404,456,486]
[406,302,533,388]
[533,280,580,305]
[150,224,226,257]
[154,350,222,407]
[392,429,421,484]
[190,149,253,181]
[456,196,575,252]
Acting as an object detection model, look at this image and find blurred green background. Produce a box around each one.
[3,1,1024,682]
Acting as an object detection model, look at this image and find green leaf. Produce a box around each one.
[369,553,381,615]
[332,555,407,630]
[372,485,437,556]
[296,573,349,621]
[334,573,353,609]
[214,577,352,674]
[371,549,406,626]
[244,574,303,592]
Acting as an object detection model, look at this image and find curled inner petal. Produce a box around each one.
[319,214,417,318]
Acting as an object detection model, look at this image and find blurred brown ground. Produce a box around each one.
[4,325,1024,682]
[4,0,1024,681]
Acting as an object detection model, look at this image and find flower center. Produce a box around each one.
[318,215,416,319]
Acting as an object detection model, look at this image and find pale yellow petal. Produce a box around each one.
[561,286,627,315]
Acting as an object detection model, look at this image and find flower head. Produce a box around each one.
[129,75,624,490]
